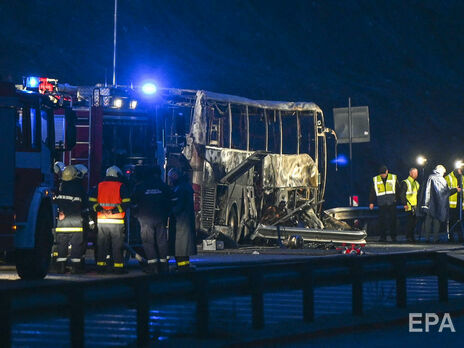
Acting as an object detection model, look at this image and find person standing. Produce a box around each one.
[400,168,420,242]
[132,166,172,274]
[54,165,87,274]
[445,166,464,242]
[369,165,400,242]
[168,168,197,271]
[422,165,461,243]
[89,166,131,273]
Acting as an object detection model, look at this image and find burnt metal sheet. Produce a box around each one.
[252,224,367,244]
[263,154,318,188]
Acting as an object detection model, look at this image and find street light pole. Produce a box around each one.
[348,97,353,206]
[113,0,118,86]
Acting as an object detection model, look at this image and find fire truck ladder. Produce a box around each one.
[68,109,92,187]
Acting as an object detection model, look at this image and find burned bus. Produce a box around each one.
[161,89,366,244]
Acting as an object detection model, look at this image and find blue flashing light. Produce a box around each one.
[27,76,39,88]
[331,154,348,166]
[142,82,157,95]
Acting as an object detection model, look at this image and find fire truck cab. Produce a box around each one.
[0,81,75,279]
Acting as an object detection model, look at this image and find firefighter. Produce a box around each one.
[369,165,400,242]
[54,165,87,274]
[51,161,65,268]
[132,166,172,274]
[400,167,420,242]
[89,166,131,274]
[445,165,464,242]
[168,168,197,271]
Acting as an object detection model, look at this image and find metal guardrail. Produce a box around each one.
[325,206,409,221]
[1,251,463,348]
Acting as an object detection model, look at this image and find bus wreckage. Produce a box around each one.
[162,89,366,246]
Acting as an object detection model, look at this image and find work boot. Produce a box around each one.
[113,267,128,274]
[142,263,159,274]
[56,262,66,274]
[71,263,85,274]
[96,265,107,274]
[159,262,169,274]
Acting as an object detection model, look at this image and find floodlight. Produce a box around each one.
[416,155,427,166]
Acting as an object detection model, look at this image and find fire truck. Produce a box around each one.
[0,79,76,279]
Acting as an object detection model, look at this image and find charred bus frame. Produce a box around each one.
[160,89,356,243]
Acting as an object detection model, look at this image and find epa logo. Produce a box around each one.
[409,313,456,333]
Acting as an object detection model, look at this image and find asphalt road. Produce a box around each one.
[1,241,463,282]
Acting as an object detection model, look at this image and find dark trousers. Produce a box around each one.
[425,214,441,242]
[404,211,417,241]
[140,219,168,262]
[378,205,397,239]
[97,223,125,267]
[56,232,84,263]
[449,207,464,241]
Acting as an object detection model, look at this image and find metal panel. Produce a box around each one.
[333,106,370,143]
[0,105,15,207]
[201,186,216,230]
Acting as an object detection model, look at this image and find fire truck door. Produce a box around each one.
[0,100,16,208]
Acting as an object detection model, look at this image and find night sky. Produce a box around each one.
[2,0,463,207]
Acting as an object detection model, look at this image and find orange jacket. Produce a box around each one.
[97,181,125,219]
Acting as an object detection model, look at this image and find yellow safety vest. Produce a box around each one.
[373,174,397,195]
[445,171,464,209]
[403,176,419,211]
[373,173,397,206]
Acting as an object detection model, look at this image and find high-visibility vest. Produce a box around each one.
[97,181,125,221]
[403,176,419,211]
[373,173,397,206]
[445,172,464,209]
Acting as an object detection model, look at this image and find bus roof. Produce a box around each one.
[163,88,323,113]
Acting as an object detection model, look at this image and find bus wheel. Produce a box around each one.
[228,206,240,243]
[16,204,53,280]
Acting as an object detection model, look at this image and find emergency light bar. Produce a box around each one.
[24,76,58,94]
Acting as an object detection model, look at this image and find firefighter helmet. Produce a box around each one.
[62,166,77,182]
[54,161,65,174]
[106,165,122,178]
[74,164,88,179]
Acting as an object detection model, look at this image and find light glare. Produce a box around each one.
[113,98,123,108]
[416,155,427,166]
[142,83,157,95]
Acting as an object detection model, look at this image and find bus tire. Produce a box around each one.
[228,205,240,243]
[16,203,53,280]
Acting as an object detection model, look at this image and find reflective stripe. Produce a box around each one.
[159,259,167,263]
[92,203,99,211]
[113,263,124,268]
[55,227,83,232]
[52,252,59,257]
[89,197,98,202]
[177,261,190,266]
[98,218,125,224]
[70,258,81,263]
[97,261,107,266]
[147,259,158,264]
[56,258,67,262]
[121,198,131,203]
[100,203,118,207]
